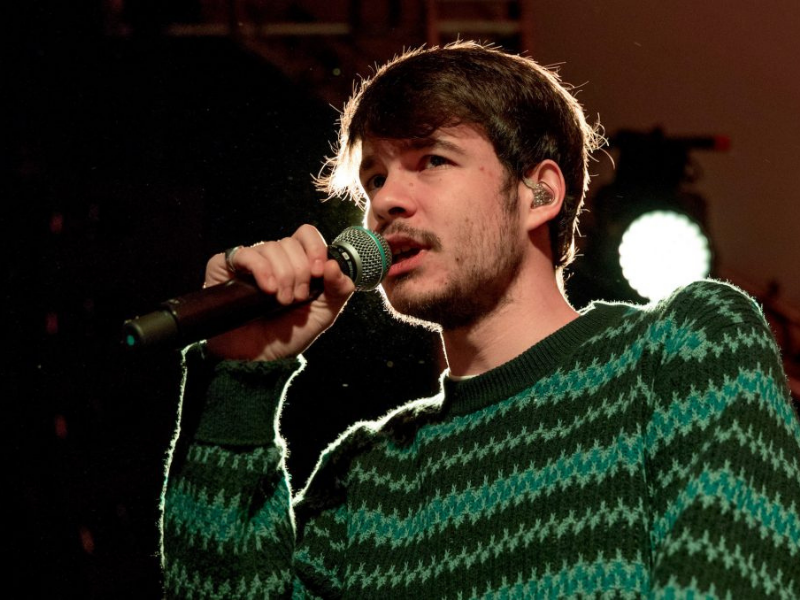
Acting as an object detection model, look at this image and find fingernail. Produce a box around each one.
[296,283,309,300]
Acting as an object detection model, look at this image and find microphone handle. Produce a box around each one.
[121,225,391,350]
[122,277,323,349]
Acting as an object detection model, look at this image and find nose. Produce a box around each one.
[366,172,418,231]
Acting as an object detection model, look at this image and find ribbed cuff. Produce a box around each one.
[189,352,305,446]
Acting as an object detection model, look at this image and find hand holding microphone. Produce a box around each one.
[122,225,391,361]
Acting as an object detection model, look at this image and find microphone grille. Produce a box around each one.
[331,226,392,291]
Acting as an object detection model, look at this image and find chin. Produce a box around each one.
[381,285,487,333]
[379,283,444,332]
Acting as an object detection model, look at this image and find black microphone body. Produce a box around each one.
[122,226,391,349]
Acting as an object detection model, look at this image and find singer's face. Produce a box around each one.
[362,124,527,330]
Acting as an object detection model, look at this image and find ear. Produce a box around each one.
[518,159,566,232]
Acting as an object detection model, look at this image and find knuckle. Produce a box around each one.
[296,223,317,236]
[207,253,225,271]
[275,271,295,288]
[260,240,278,252]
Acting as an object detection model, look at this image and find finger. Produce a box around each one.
[249,241,300,304]
[205,252,231,287]
[220,242,275,294]
[278,236,314,303]
[292,224,329,279]
[205,225,327,293]
[206,247,251,287]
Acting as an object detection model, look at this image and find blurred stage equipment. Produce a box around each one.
[572,128,729,304]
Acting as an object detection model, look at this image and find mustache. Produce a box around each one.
[378,221,443,252]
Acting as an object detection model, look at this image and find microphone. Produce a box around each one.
[122,226,391,349]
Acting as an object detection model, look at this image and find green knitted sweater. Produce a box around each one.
[162,280,800,599]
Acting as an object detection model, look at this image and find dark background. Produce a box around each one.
[5,2,799,597]
[6,6,442,597]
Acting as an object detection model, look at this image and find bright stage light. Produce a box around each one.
[618,210,712,301]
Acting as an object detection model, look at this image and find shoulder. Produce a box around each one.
[578,280,771,367]
[645,280,796,433]
[653,279,765,329]
[633,279,779,363]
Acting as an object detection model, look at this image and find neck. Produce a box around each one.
[441,269,579,378]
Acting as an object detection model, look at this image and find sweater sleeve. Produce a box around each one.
[160,345,348,599]
[645,281,800,598]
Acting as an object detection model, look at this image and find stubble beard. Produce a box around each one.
[382,188,524,332]
[384,249,523,332]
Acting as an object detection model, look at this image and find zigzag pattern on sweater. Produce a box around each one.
[341,551,649,599]
[293,545,343,591]
[373,315,780,468]
[659,528,797,599]
[321,498,647,591]
[650,465,800,550]
[475,553,649,600]
[646,367,799,454]
[184,443,282,473]
[349,379,649,494]
[165,561,291,600]
[375,353,646,463]
[163,280,800,599]
[652,417,800,493]
[165,470,292,554]
[344,430,645,547]
[342,369,792,524]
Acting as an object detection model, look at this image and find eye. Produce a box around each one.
[364,173,386,193]
[422,155,450,169]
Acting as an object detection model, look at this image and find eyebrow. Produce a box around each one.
[359,136,466,175]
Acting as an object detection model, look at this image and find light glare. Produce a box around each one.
[618,210,711,301]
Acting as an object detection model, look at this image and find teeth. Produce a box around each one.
[392,243,419,257]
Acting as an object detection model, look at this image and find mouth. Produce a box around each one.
[386,236,428,277]
[392,244,422,262]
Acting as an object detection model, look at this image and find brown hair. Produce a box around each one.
[318,41,604,270]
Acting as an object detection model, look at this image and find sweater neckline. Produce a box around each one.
[440,301,629,417]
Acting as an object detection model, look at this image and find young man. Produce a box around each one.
[162,42,800,598]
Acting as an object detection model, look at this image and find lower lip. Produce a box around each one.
[388,249,427,278]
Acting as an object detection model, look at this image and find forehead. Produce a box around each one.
[358,124,492,172]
